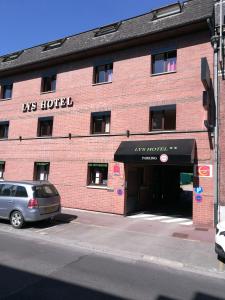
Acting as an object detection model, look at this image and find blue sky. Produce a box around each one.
[0,0,177,56]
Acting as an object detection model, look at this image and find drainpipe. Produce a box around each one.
[219,0,223,66]
[211,0,223,225]
[213,38,219,225]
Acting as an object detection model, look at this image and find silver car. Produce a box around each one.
[0,181,61,228]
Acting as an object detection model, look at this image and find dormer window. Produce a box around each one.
[2,51,23,62]
[152,3,182,20]
[94,22,121,37]
[42,39,66,52]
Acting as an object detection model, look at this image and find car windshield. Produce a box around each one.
[33,184,59,198]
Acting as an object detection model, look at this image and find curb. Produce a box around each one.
[1,226,224,281]
[142,255,225,280]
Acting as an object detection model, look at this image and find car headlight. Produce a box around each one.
[219,231,225,236]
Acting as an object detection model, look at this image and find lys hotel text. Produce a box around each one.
[22,97,73,112]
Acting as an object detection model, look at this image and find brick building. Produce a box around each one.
[0,0,215,226]
[215,0,225,223]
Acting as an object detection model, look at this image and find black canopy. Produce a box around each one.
[114,139,195,165]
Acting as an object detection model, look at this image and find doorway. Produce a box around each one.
[126,165,193,218]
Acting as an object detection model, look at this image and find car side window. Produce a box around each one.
[0,184,13,196]
[15,186,28,198]
[0,184,3,196]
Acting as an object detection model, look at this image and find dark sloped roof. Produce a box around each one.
[0,0,213,74]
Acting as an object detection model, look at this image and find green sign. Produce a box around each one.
[88,163,108,167]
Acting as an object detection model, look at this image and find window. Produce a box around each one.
[0,122,9,139]
[1,84,13,99]
[152,51,177,74]
[0,162,5,180]
[87,163,108,186]
[0,184,13,196]
[91,111,111,134]
[42,39,66,51]
[34,162,50,181]
[33,184,59,198]
[152,3,182,20]
[14,186,28,197]
[41,75,56,93]
[2,51,23,62]
[37,117,53,137]
[93,64,113,84]
[150,105,176,131]
[94,22,121,37]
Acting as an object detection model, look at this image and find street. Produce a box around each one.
[0,230,224,300]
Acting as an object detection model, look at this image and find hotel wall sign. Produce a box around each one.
[22,97,73,113]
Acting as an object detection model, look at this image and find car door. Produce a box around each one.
[0,184,14,218]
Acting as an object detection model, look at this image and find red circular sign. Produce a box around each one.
[198,166,210,177]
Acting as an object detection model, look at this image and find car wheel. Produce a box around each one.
[10,211,25,229]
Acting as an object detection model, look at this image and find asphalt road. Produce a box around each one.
[0,231,224,300]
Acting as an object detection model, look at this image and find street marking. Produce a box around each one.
[161,218,188,223]
[145,216,170,221]
[35,225,59,233]
[180,221,193,226]
[128,214,155,219]
[127,213,193,226]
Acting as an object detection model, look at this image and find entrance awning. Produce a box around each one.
[114,139,195,165]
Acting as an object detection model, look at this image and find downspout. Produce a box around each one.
[213,38,219,225]
[208,10,219,225]
[211,0,222,225]
[219,0,223,65]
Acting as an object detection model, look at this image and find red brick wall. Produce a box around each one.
[0,30,214,226]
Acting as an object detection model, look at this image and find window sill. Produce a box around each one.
[0,138,8,140]
[151,71,176,77]
[91,133,110,136]
[0,98,12,101]
[148,130,176,134]
[86,185,108,190]
[36,135,53,139]
[92,81,112,86]
[40,90,56,95]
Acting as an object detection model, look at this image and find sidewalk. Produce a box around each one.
[51,208,223,279]
[1,207,223,279]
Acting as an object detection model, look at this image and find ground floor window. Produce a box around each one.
[34,162,50,181]
[87,163,108,186]
[0,162,5,180]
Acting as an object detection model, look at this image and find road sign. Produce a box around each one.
[194,165,213,178]
[194,187,203,194]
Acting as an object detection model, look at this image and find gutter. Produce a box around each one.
[0,17,212,78]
